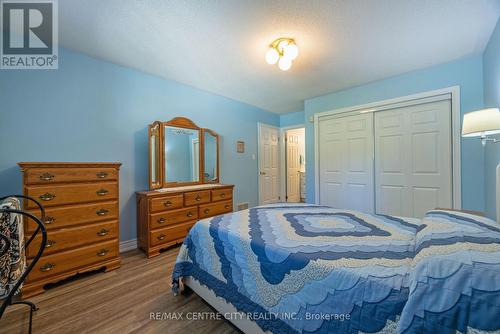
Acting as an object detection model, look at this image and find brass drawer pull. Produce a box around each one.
[46,240,56,248]
[195,195,202,201]
[163,201,172,207]
[221,193,226,198]
[96,208,109,216]
[96,189,109,196]
[96,249,109,257]
[39,193,56,201]
[97,228,109,237]
[187,212,193,218]
[157,217,166,224]
[96,172,108,179]
[157,234,166,241]
[44,216,55,224]
[203,208,210,214]
[40,263,55,272]
[39,172,54,181]
[225,205,230,209]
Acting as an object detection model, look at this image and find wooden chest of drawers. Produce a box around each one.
[136,184,234,258]
[18,162,122,298]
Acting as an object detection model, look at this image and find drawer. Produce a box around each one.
[26,239,118,282]
[150,195,183,212]
[26,201,118,233]
[25,182,118,208]
[26,220,118,257]
[25,167,118,185]
[184,190,211,206]
[150,221,195,247]
[199,200,233,219]
[150,207,198,230]
[211,188,233,202]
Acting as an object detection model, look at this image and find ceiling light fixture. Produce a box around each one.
[265,38,299,71]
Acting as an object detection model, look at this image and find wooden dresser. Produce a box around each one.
[18,162,122,297]
[136,184,234,258]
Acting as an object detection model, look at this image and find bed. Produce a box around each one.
[172,204,500,333]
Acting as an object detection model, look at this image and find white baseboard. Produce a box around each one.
[119,239,137,253]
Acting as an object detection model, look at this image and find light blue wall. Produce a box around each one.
[280,111,305,127]
[484,19,500,220]
[0,48,279,242]
[304,55,485,212]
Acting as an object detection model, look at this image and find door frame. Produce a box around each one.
[257,123,281,205]
[314,86,462,209]
[279,125,305,202]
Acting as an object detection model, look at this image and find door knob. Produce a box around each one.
[260,171,266,175]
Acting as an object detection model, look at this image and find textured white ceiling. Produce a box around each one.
[58,0,500,113]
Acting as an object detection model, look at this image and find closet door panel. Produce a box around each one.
[375,100,452,218]
[375,109,410,216]
[319,113,374,212]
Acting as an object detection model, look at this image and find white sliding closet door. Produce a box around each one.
[374,100,452,217]
[319,113,374,212]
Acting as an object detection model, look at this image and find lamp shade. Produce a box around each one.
[462,108,500,137]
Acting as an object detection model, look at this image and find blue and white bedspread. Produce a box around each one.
[172,204,500,334]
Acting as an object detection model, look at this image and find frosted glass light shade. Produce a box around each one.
[278,57,292,71]
[265,48,279,65]
[462,108,500,137]
[283,43,299,60]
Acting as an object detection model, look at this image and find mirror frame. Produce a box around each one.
[148,117,220,189]
[148,121,163,189]
[201,128,220,184]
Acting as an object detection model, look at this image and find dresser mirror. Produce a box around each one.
[164,126,200,183]
[203,129,219,183]
[148,117,220,189]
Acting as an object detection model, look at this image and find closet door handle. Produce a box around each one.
[39,193,56,201]
[39,173,54,181]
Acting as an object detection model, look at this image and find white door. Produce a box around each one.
[286,128,302,202]
[374,100,452,217]
[318,113,375,212]
[259,124,280,205]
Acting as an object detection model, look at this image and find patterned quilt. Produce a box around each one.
[172,204,500,334]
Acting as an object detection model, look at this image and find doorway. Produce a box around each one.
[285,127,305,203]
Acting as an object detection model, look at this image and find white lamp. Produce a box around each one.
[462,108,500,146]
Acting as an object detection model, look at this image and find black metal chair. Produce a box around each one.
[0,195,47,334]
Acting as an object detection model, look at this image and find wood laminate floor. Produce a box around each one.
[1,247,241,334]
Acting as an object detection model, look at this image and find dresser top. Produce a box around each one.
[137,183,234,197]
[18,162,122,169]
